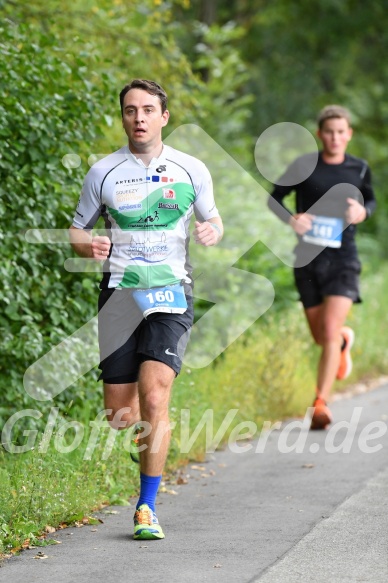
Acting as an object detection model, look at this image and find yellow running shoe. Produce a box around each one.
[133,504,165,540]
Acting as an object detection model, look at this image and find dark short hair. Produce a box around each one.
[119,79,168,116]
[317,105,352,129]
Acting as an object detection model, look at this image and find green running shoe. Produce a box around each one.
[133,504,165,540]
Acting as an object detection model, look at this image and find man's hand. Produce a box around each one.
[193,221,222,246]
[289,213,314,235]
[69,227,111,260]
[91,235,111,260]
[346,198,367,224]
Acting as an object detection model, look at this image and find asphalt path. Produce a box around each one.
[2,382,388,583]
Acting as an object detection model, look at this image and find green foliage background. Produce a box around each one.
[1,0,387,432]
[0,0,388,550]
[0,18,111,432]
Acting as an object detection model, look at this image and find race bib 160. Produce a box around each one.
[132,283,188,318]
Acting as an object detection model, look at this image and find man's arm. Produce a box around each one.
[193,217,223,247]
[191,160,223,246]
[360,165,376,220]
[346,165,377,225]
[268,182,316,235]
[69,226,110,260]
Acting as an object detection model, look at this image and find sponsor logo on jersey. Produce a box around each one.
[125,233,169,261]
[158,202,179,210]
[115,190,142,202]
[75,196,84,217]
[118,203,142,211]
[148,175,174,183]
[116,188,139,194]
[115,178,146,184]
[156,165,167,173]
[131,210,168,228]
[137,211,160,224]
[163,188,176,199]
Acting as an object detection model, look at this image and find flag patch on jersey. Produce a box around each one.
[148,176,175,183]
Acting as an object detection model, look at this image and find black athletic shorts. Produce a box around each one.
[293,254,362,309]
[97,286,194,384]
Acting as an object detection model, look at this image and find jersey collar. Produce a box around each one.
[124,144,167,168]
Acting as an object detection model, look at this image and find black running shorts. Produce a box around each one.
[293,255,361,309]
[97,287,194,383]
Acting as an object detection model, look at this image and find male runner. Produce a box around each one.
[268,105,376,429]
[69,79,223,538]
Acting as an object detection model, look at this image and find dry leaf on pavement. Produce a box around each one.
[33,552,48,560]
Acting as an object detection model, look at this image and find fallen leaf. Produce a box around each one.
[33,552,48,560]
[159,486,178,495]
[301,464,315,469]
[176,476,188,485]
[213,563,222,568]
[45,525,56,534]
[191,465,206,471]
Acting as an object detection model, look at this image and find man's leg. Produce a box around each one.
[305,295,353,402]
[130,360,175,540]
[103,382,140,429]
[304,303,323,346]
[137,360,175,475]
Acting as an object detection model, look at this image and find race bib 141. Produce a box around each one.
[302,216,343,248]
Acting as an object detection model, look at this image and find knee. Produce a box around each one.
[321,326,342,345]
[106,407,135,430]
[140,387,169,419]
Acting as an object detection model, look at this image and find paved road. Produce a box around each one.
[2,384,388,583]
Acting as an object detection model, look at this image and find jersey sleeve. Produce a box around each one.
[192,161,219,222]
[360,165,377,219]
[72,168,103,230]
[267,154,318,223]
[267,159,299,223]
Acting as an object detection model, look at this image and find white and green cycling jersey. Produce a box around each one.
[72,144,219,289]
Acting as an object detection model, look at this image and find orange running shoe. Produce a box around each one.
[336,326,355,380]
[310,396,332,430]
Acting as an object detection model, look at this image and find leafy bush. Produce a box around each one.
[0,19,113,437]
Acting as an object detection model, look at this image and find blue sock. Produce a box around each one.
[137,473,162,512]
